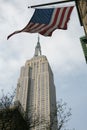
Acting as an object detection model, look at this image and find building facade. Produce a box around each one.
[77,0,87,35]
[15,37,57,130]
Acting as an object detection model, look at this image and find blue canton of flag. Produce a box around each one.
[30,9,54,24]
[7,6,74,39]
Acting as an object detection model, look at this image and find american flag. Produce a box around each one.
[7,6,74,39]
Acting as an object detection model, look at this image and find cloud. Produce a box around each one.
[0,1,87,130]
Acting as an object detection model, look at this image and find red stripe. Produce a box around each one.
[58,7,67,29]
[63,6,74,29]
[23,6,74,36]
[29,24,42,32]
[46,27,56,36]
[39,8,60,35]
[52,8,60,25]
[23,23,34,32]
[31,24,47,33]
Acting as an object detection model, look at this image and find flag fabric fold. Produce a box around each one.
[7,6,74,39]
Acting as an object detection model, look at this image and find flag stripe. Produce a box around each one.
[38,9,58,34]
[30,24,46,33]
[39,8,60,35]
[61,6,74,29]
[23,6,74,36]
[39,7,74,36]
[44,8,64,36]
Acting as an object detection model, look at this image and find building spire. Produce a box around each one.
[34,35,42,57]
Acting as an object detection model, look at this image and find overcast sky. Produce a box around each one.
[0,0,87,130]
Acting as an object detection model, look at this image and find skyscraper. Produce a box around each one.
[15,37,57,130]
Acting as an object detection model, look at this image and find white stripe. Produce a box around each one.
[30,24,45,33]
[37,9,57,33]
[24,23,33,31]
[27,9,57,33]
[60,7,70,28]
[29,23,40,31]
[44,8,64,36]
[49,8,58,24]
[44,7,72,35]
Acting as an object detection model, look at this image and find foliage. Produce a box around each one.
[0,91,72,130]
[25,99,72,130]
[0,90,15,109]
[57,99,71,130]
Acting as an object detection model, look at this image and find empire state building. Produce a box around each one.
[15,37,57,130]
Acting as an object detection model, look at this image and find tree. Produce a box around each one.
[0,90,15,109]
[0,91,72,130]
[57,99,71,130]
[44,99,71,130]
[24,99,72,130]
[0,90,28,130]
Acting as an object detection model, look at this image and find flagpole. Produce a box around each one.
[74,1,83,26]
[28,0,82,26]
[28,0,75,8]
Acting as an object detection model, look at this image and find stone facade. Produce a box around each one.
[77,0,87,35]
